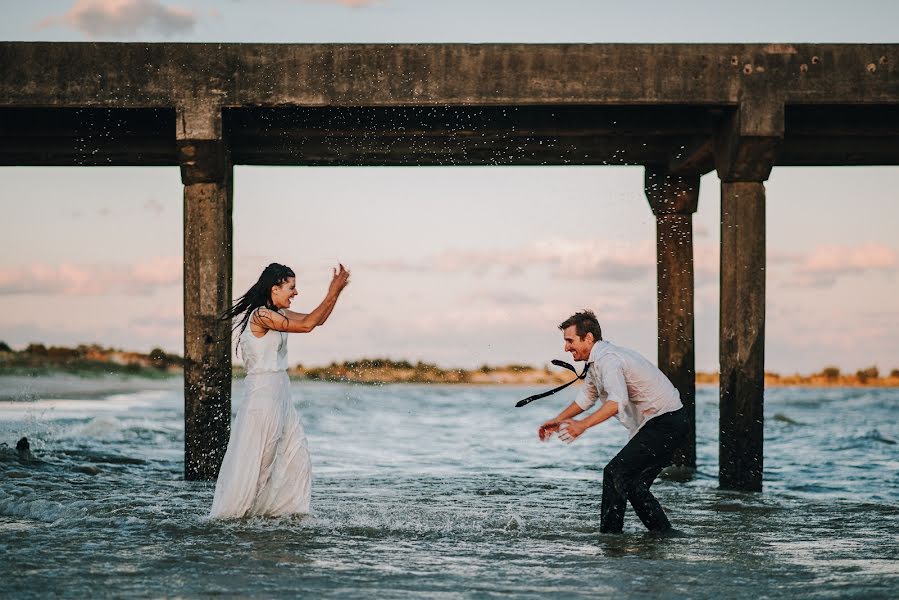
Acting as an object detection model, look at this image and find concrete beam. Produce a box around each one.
[4,103,899,168]
[179,105,233,481]
[2,43,898,109]
[668,137,716,176]
[645,167,699,470]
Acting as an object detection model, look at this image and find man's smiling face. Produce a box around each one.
[562,325,595,362]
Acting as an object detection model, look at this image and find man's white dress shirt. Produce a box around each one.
[574,340,682,439]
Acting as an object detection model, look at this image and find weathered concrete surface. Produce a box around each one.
[718,181,767,492]
[645,168,699,470]
[182,177,232,481]
[2,43,898,107]
[715,97,785,181]
[715,96,780,491]
[180,107,232,481]
[2,44,898,169]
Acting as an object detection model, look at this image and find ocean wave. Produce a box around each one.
[57,416,127,441]
[0,490,76,523]
[826,428,899,451]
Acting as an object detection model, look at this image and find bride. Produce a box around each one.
[209,262,350,519]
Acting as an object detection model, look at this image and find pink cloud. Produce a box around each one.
[529,239,656,281]
[801,243,896,272]
[693,242,719,286]
[363,238,897,293]
[0,257,182,296]
[791,243,897,288]
[130,302,183,340]
[366,239,659,282]
[418,239,895,290]
[131,256,182,286]
[402,296,648,336]
[360,237,733,287]
[143,198,165,215]
[767,305,899,353]
[303,0,382,7]
[36,0,196,38]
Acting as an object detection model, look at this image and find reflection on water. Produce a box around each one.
[1,379,898,598]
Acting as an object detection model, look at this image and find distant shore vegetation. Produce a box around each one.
[282,359,562,385]
[1,342,898,387]
[0,342,182,378]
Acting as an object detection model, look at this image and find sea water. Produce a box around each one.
[1,377,897,598]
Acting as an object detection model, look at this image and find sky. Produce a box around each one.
[1,0,898,374]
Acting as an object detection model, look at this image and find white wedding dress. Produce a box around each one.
[210,315,311,519]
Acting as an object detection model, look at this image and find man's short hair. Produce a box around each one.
[559,309,602,341]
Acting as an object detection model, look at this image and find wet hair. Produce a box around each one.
[220,263,295,342]
[559,309,602,342]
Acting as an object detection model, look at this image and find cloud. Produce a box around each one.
[353,259,430,274]
[694,224,711,239]
[143,199,165,215]
[541,239,655,281]
[766,303,899,363]
[0,256,182,296]
[130,256,182,286]
[36,0,196,38]
[693,242,719,286]
[461,290,540,307]
[302,0,382,7]
[363,239,660,283]
[381,282,655,341]
[398,239,896,291]
[657,241,898,290]
[129,303,183,340]
[787,243,898,288]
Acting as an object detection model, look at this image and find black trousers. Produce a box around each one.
[600,407,689,533]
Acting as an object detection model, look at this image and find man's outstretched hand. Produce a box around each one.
[538,420,561,441]
[539,418,587,443]
[557,419,587,444]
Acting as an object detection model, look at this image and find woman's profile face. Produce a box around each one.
[270,277,297,309]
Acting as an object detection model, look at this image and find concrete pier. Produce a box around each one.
[714,99,782,491]
[645,168,700,470]
[2,43,898,485]
[178,106,233,480]
[718,181,767,490]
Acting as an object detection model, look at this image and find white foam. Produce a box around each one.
[58,416,127,441]
[0,492,68,523]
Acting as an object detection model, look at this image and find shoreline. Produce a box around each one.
[3,345,897,390]
[0,373,183,401]
[248,360,899,388]
[1,370,897,402]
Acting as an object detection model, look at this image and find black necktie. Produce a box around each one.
[514,360,592,408]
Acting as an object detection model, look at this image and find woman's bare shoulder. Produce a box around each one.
[250,307,290,332]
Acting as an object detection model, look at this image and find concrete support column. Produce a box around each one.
[645,167,699,471]
[177,103,233,481]
[714,98,782,491]
[718,181,766,491]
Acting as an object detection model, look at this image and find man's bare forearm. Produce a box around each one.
[580,401,618,429]
[554,401,585,422]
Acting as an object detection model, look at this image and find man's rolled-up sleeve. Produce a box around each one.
[600,356,628,405]
[574,370,598,410]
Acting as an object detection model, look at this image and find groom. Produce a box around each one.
[538,309,688,533]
